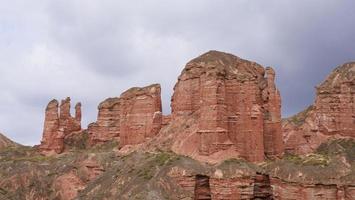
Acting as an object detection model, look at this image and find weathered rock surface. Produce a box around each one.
[39,97,81,154]
[1,50,354,200]
[54,171,85,200]
[283,62,355,155]
[120,84,162,147]
[88,97,121,145]
[170,51,284,162]
[88,84,162,148]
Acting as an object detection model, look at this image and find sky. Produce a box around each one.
[0,0,354,145]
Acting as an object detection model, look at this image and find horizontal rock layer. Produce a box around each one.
[88,84,162,147]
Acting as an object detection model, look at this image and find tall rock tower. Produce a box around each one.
[39,97,81,154]
[171,51,284,162]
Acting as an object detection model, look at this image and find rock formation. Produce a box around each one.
[1,50,354,200]
[170,51,284,162]
[39,97,81,154]
[88,97,121,145]
[88,84,162,147]
[283,62,355,154]
[119,84,162,146]
[59,98,82,135]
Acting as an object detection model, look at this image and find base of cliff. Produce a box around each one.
[0,138,354,199]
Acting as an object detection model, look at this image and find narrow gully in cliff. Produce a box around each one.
[194,175,212,200]
[253,173,273,200]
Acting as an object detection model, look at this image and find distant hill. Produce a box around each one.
[0,132,20,149]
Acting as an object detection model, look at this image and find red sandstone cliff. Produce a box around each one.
[167,51,284,162]
[88,84,162,148]
[283,62,355,155]
[2,50,354,200]
[39,97,81,154]
[88,97,121,145]
[119,84,162,147]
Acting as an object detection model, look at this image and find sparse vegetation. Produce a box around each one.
[283,153,330,167]
[284,105,314,127]
[316,138,355,161]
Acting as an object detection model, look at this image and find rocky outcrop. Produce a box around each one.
[120,84,162,147]
[54,171,85,200]
[169,164,272,200]
[170,159,355,200]
[170,51,284,162]
[162,115,172,126]
[283,62,355,155]
[39,97,81,154]
[88,84,162,147]
[271,179,355,200]
[88,97,121,145]
[59,98,82,135]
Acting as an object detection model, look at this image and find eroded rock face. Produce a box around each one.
[271,179,355,200]
[88,84,163,148]
[88,97,121,145]
[39,97,81,154]
[120,84,162,146]
[283,63,355,155]
[54,171,85,200]
[169,165,271,200]
[170,51,284,162]
[59,98,82,135]
[170,165,355,200]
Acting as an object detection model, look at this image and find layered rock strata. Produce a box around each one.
[170,165,355,200]
[88,84,162,147]
[170,51,284,162]
[283,62,355,154]
[87,97,121,145]
[119,84,162,146]
[39,97,81,154]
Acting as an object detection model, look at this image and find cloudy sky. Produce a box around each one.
[0,0,354,145]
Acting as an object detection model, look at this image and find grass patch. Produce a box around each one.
[0,155,54,163]
[222,158,247,165]
[137,168,154,180]
[316,138,355,162]
[284,154,330,167]
[153,152,172,166]
[0,187,8,195]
